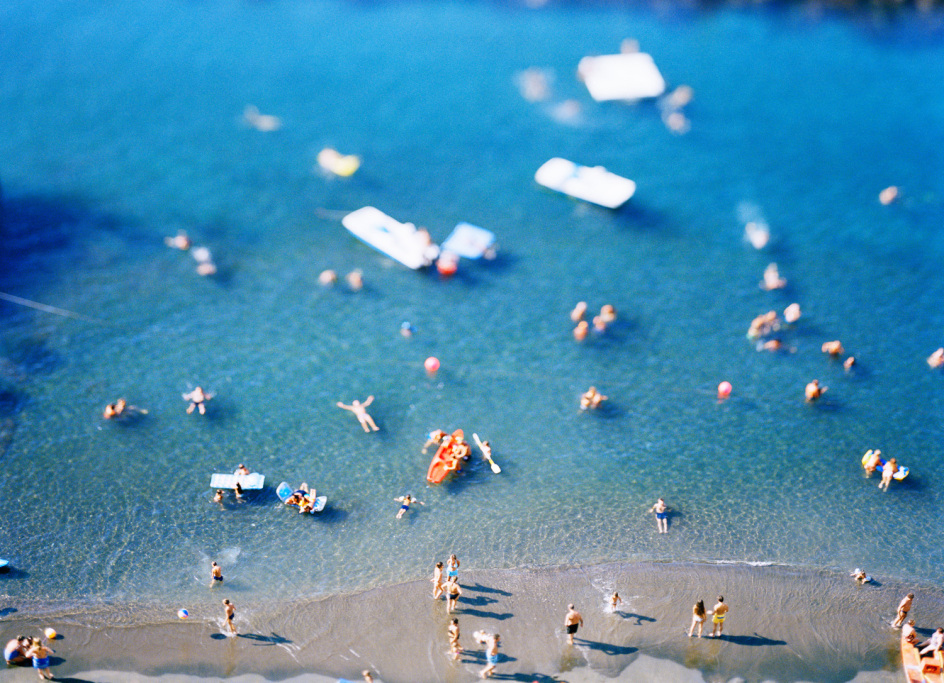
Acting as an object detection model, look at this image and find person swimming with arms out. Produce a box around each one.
[395,494,424,519]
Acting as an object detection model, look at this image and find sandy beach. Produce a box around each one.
[2,561,940,682]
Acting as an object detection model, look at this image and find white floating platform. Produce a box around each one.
[577,52,666,102]
[210,473,265,490]
[440,222,495,259]
[535,157,636,209]
[341,206,439,270]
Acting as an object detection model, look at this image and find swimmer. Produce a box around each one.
[164,230,192,250]
[879,457,898,491]
[879,186,899,205]
[346,269,363,292]
[592,315,607,333]
[222,598,236,634]
[423,429,448,454]
[580,387,607,410]
[928,348,944,368]
[243,105,281,132]
[213,489,224,503]
[337,396,379,432]
[394,494,424,519]
[432,561,444,599]
[708,596,728,637]
[234,464,250,476]
[747,311,779,340]
[448,617,462,659]
[211,561,223,585]
[805,379,827,402]
[851,568,872,584]
[609,592,623,612]
[570,302,588,323]
[564,604,583,645]
[784,303,801,323]
[182,386,212,415]
[103,398,147,420]
[443,575,463,613]
[599,304,617,323]
[759,338,783,352]
[761,262,787,290]
[191,246,217,276]
[234,482,244,500]
[318,269,338,286]
[844,356,856,371]
[650,498,669,534]
[689,599,706,637]
[103,398,126,419]
[822,340,845,357]
[862,449,883,476]
[573,321,589,341]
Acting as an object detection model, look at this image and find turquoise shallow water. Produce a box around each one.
[1,0,944,635]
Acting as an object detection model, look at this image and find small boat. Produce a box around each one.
[902,627,943,682]
[535,157,636,209]
[426,430,469,484]
[317,148,361,177]
[210,473,265,490]
[276,481,327,514]
[342,206,440,270]
[577,52,666,102]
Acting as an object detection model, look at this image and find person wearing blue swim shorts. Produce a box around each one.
[26,639,54,680]
[649,497,670,534]
[477,632,500,678]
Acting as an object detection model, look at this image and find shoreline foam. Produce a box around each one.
[2,560,939,682]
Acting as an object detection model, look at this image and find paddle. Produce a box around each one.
[473,433,501,474]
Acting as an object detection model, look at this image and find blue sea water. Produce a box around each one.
[1,0,944,637]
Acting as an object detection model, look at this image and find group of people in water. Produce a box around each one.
[570,301,617,341]
[4,635,54,679]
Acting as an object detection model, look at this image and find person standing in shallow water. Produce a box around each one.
[709,596,728,637]
[650,498,670,534]
[211,561,223,586]
[688,599,706,637]
[893,593,914,628]
[222,599,236,634]
[564,604,583,644]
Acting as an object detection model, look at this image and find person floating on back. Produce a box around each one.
[337,396,379,432]
[183,386,212,415]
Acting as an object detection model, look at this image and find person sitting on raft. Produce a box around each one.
[285,483,317,512]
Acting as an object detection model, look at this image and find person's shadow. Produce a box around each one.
[238,632,291,646]
[713,633,786,646]
[575,638,638,656]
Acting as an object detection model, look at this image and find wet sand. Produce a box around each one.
[1,561,940,683]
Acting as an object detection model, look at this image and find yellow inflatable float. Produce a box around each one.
[317,148,360,177]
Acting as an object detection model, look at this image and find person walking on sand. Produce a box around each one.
[395,494,424,519]
[650,498,670,534]
[361,671,374,683]
[211,561,223,585]
[432,561,444,599]
[443,576,463,613]
[709,596,728,637]
[892,593,914,628]
[479,632,500,678]
[222,598,237,634]
[26,638,53,680]
[564,604,584,644]
[337,396,379,432]
[183,386,212,414]
[689,599,707,637]
[448,618,462,660]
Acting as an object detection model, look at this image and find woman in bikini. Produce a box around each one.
[688,599,706,637]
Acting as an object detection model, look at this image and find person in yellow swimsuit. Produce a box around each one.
[709,596,728,637]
